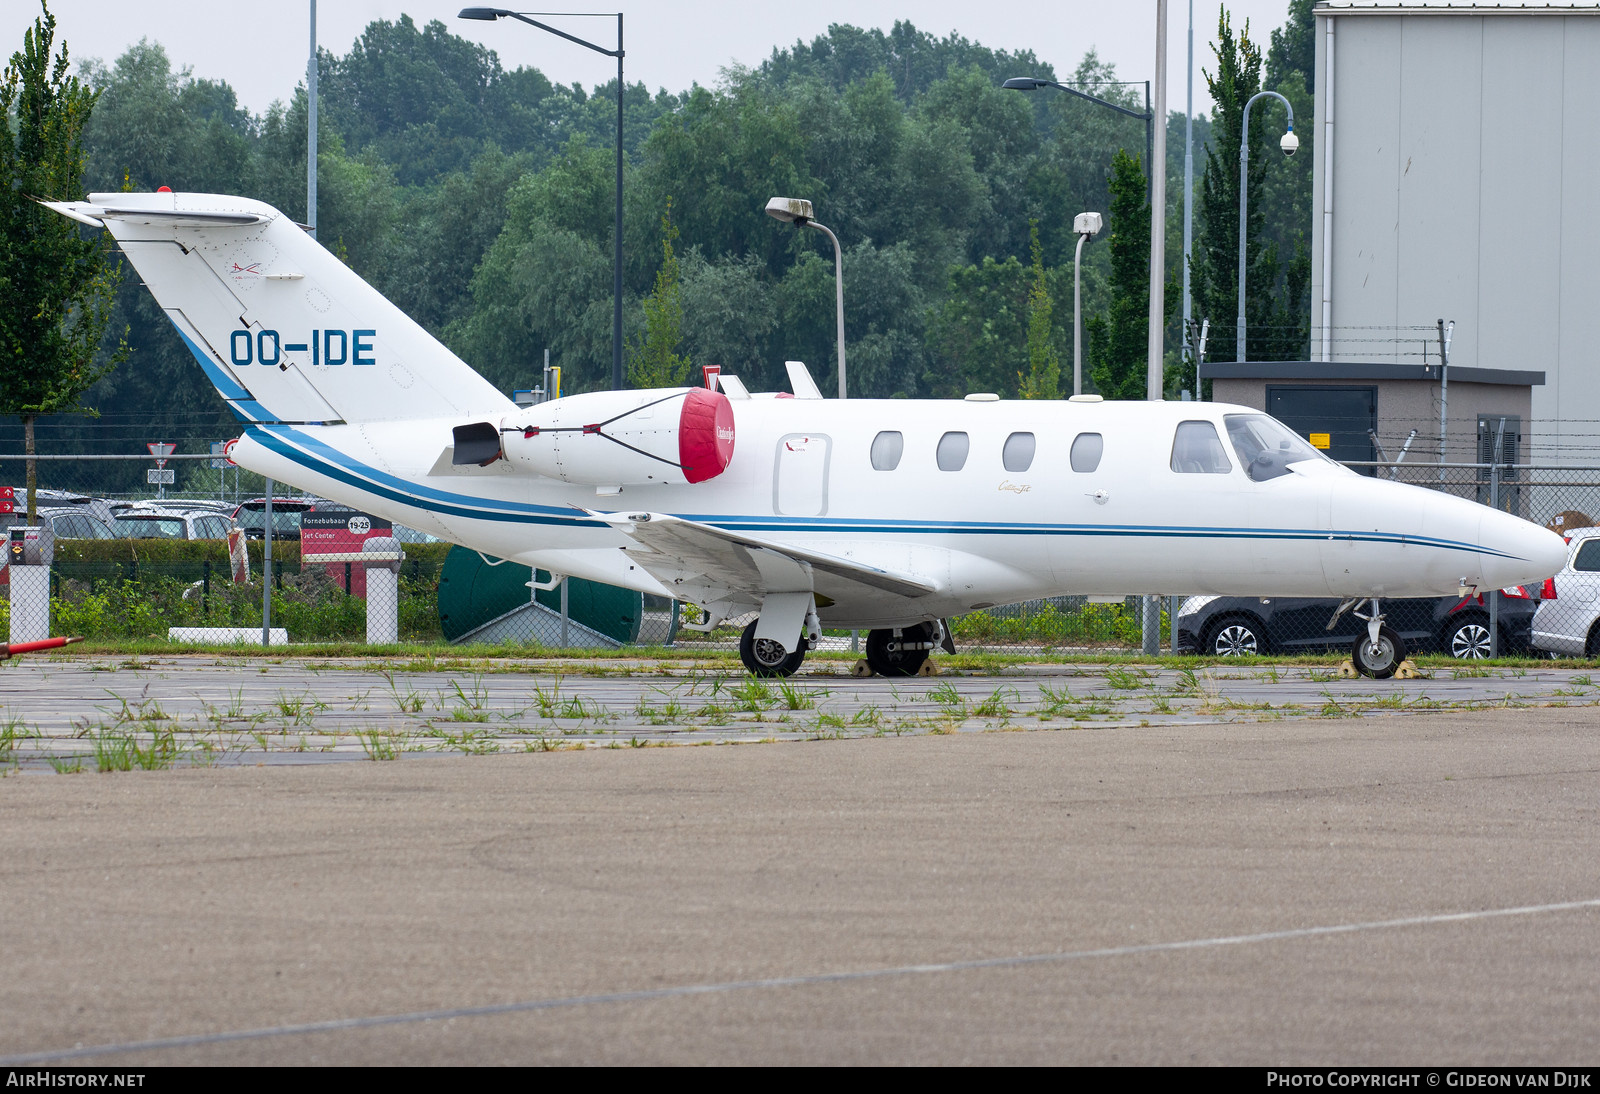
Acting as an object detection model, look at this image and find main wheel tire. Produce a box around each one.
[739,620,807,677]
[865,624,932,677]
[1207,616,1265,657]
[1445,616,1494,659]
[1352,624,1406,679]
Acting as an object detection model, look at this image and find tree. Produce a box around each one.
[1190,7,1310,364]
[627,198,691,388]
[1018,222,1060,400]
[0,2,125,517]
[1085,150,1150,400]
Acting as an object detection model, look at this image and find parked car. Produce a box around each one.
[231,497,318,540]
[111,506,238,541]
[1530,526,1600,657]
[0,506,119,541]
[7,489,116,525]
[1176,589,1541,659]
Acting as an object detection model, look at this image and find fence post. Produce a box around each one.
[560,574,569,649]
[1488,419,1508,658]
[262,478,273,647]
[363,538,402,645]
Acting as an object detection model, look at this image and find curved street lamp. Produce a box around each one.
[765,197,846,399]
[461,8,625,390]
[1236,90,1298,363]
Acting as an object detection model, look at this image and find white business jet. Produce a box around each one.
[46,192,1567,678]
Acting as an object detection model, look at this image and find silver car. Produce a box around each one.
[1530,527,1600,656]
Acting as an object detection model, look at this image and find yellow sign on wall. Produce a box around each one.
[1309,433,1331,449]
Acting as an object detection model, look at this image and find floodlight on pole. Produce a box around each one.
[1071,212,1102,398]
[1235,90,1296,363]
[766,197,846,399]
[461,8,625,391]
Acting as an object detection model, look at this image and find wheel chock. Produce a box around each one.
[917,660,939,677]
[1395,659,1421,679]
[851,660,874,678]
[1337,660,1359,679]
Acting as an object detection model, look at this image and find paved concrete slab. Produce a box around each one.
[0,664,1596,1064]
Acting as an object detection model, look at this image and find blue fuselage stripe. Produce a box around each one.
[249,425,1523,561]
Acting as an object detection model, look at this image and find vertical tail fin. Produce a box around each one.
[47,192,514,425]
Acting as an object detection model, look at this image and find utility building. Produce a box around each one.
[1309,2,1600,464]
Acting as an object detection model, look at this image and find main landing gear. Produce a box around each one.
[1335,597,1408,679]
[739,621,808,677]
[735,617,954,678]
[864,622,941,677]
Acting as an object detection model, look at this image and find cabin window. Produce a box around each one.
[1069,433,1103,473]
[870,431,903,471]
[1170,421,1232,474]
[1002,432,1035,472]
[937,431,970,471]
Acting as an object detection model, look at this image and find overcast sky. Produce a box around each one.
[33,1,1295,118]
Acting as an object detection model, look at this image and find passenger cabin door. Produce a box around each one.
[773,434,831,517]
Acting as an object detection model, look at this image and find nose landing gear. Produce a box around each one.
[1345,597,1407,679]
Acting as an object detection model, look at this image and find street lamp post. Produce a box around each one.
[461,8,625,390]
[765,197,846,399]
[1071,212,1103,398]
[1002,77,1154,204]
[1235,90,1298,363]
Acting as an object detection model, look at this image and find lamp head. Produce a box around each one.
[765,196,814,226]
[458,8,508,21]
[1002,77,1044,91]
[1073,211,1103,237]
[1280,130,1299,157]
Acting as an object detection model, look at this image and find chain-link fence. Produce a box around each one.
[4,461,1597,657]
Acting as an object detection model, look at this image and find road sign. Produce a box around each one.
[222,438,238,466]
[210,441,229,469]
[146,469,175,485]
[147,441,175,469]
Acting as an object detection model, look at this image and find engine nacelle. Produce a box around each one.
[491,386,735,487]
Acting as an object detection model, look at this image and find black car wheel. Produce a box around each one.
[1207,616,1264,657]
[1445,616,1494,659]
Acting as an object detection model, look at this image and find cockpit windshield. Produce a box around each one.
[1224,414,1333,482]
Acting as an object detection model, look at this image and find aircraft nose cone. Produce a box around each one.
[1479,508,1567,590]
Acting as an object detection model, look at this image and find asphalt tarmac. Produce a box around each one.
[1,658,1597,1064]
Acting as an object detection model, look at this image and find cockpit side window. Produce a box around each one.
[1170,421,1233,474]
[1224,413,1332,482]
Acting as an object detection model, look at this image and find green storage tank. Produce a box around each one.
[437,545,642,646]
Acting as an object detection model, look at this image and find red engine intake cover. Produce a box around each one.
[677,387,736,484]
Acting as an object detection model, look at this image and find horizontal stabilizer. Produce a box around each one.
[38,200,268,228]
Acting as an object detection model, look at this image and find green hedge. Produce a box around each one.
[9,539,452,642]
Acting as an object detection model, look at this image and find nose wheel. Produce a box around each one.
[1349,598,1406,679]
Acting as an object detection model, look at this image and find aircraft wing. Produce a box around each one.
[585,510,939,609]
